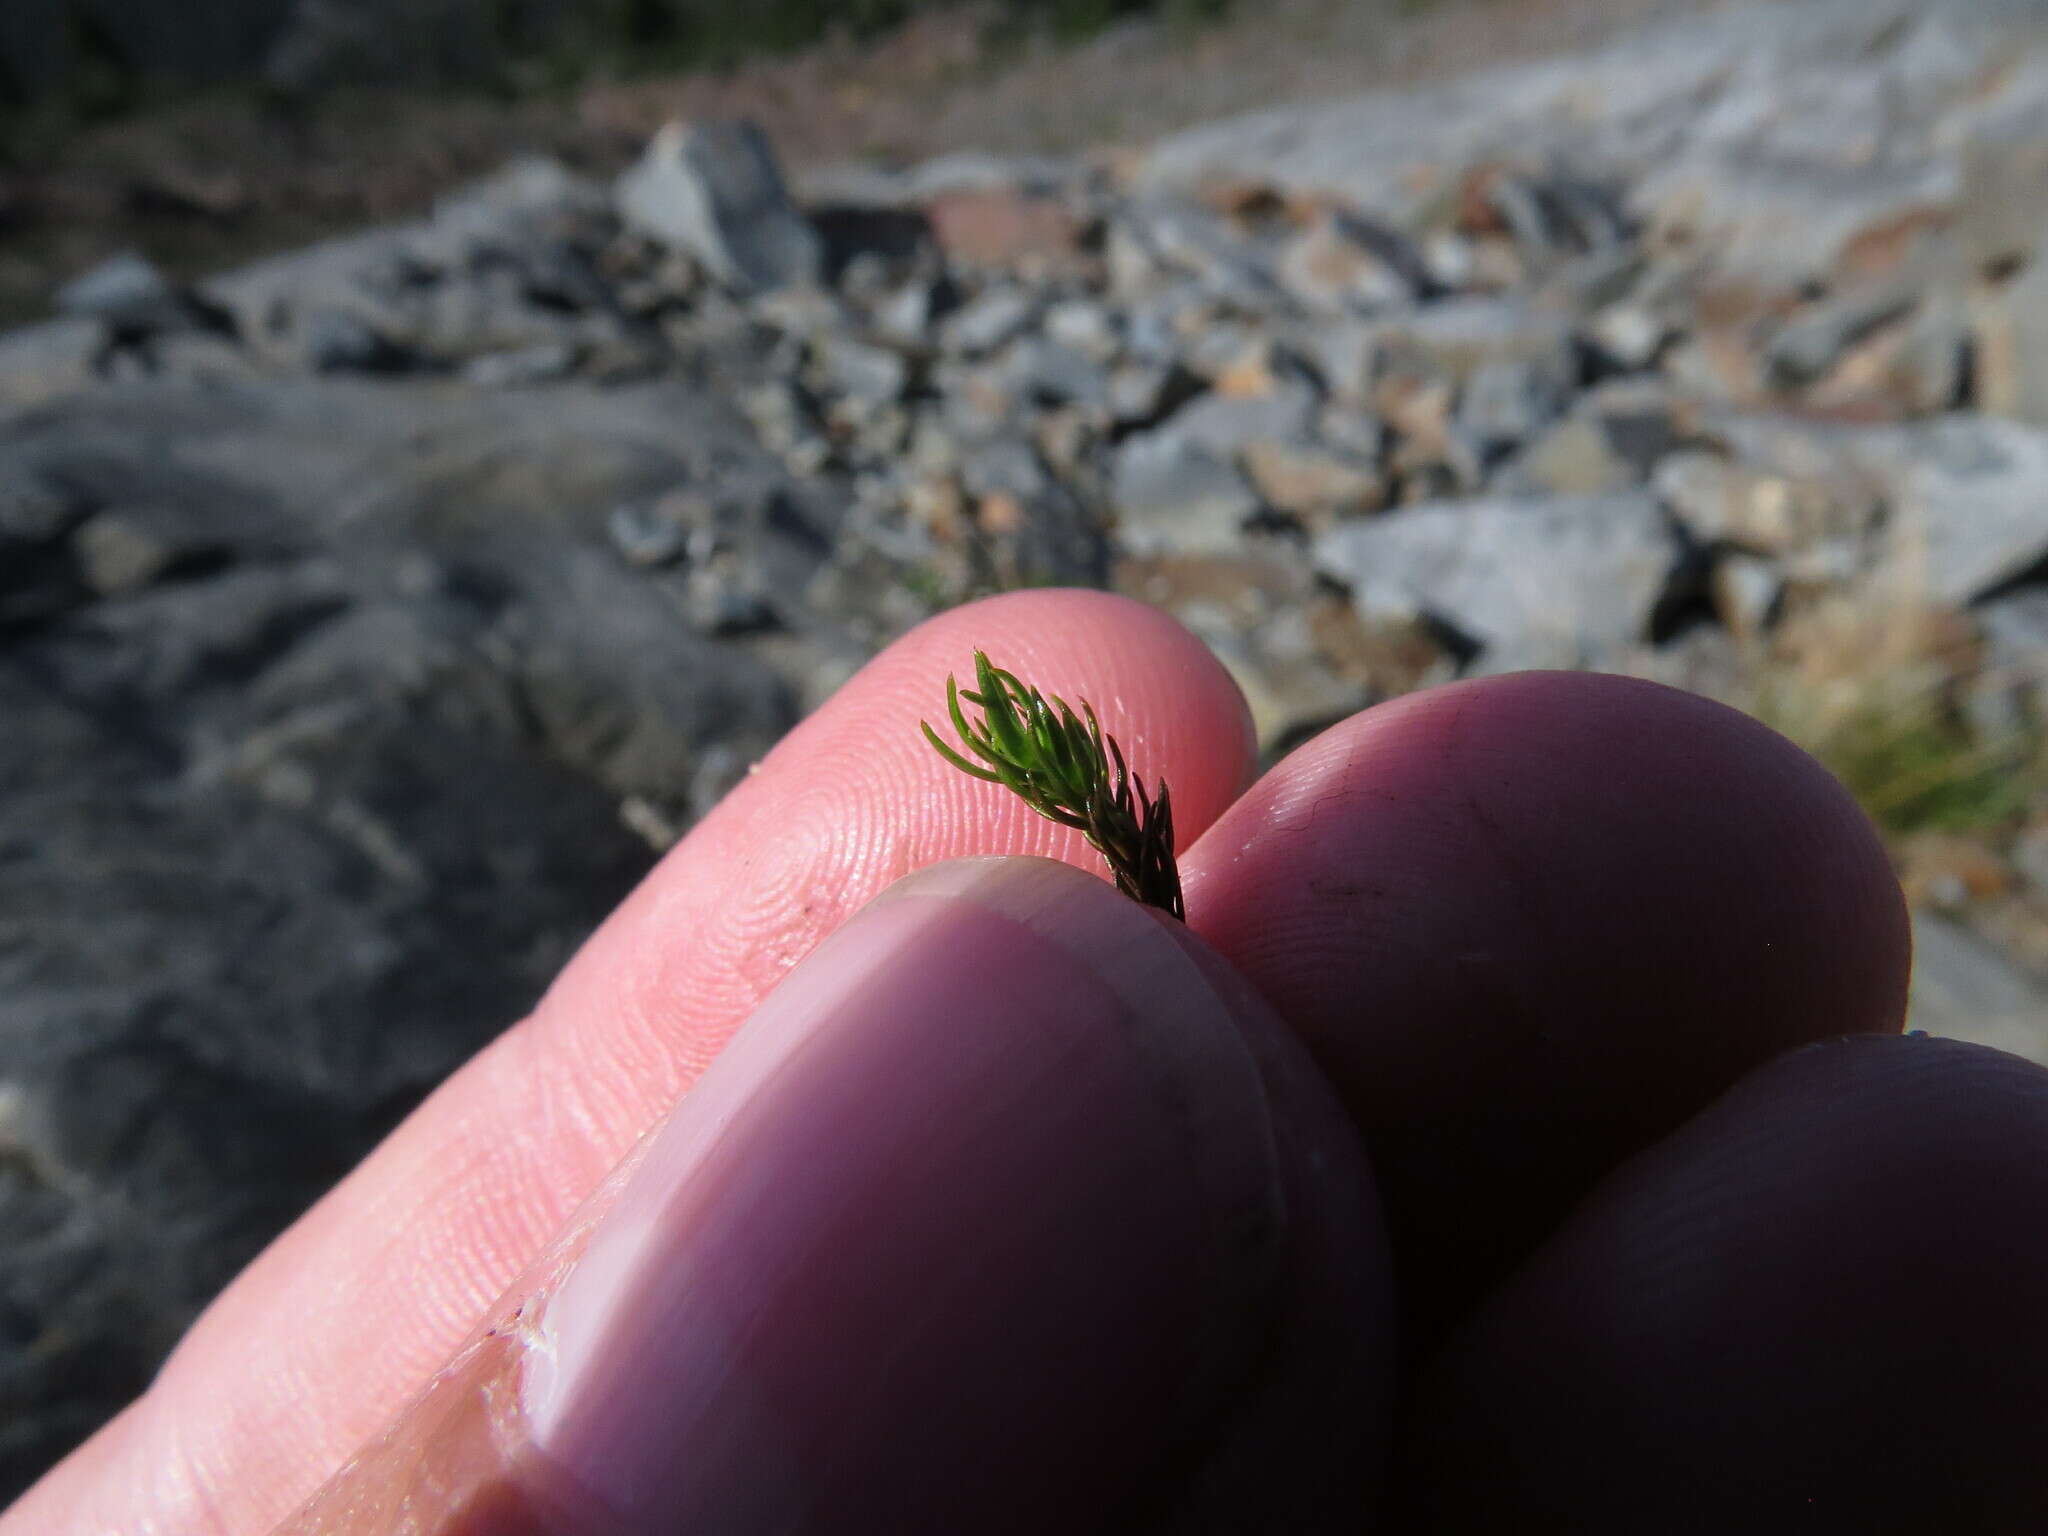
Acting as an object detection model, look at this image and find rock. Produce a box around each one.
[923,188,1081,271]
[1240,439,1386,524]
[0,319,101,408]
[1159,384,1317,458]
[461,341,578,389]
[1043,299,1118,359]
[814,335,909,404]
[1316,494,1678,671]
[1852,417,2048,605]
[606,498,691,568]
[302,309,416,375]
[1710,550,1783,641]
[1908,914,2048,1066]
[1380,296,1577,385]
[1502,413,1637,496]
[54,252,174,321]
[2013,821,2048,900]
[1111,432,1260,557]
[1585,303,1666,373]
[1276,209,1427,313]
[1000,338,1108,412]
[1457,358,1570,457]
[616,121,823,295]
[72,507,207,596]
[1763,286,1919,393]
[1653,447,1876,563]
[1968,261,2048,427]
[872,276,952,346]
[938,286,1036,356]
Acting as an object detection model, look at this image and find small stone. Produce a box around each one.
[1314,402,1386,460]
[1108,359,1196,426]
[1854,418,2048,605]
[607,500,691,568]
[1111,432,1259,557]
[1503,414,1635,497]
[1710,551,1782,641]
[71,508,200,596]
[924,188,1080,270]
[873,276,950,346]
[1457,359,1569,456]
[461,342,578,388]
[1163,384,1317,458]
[1044,299,1118,358]
[1763,287,1917,393]
[302,309,413,374]
[939,287,1035,356]
[1276,209,1426,313]
[616,120,823,295]
[1586,304,1665,372]
[55,251,174,321]
[1241,440,1386,524]
[816,335,909,403]
[0,318,103,407]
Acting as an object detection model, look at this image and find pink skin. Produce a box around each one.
[15,589,2011,1536]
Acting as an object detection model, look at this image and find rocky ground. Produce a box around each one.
[6,0,2048,1499]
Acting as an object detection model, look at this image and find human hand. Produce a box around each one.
[7,591,2044,1534]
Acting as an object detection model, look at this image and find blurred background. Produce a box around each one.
[4,0,2047,1500]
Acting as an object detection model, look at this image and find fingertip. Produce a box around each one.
[1408,1034,2048,1532]
[1185,670,1911,1322]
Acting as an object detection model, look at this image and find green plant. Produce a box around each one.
[1810,700,2040,836]
[923,651,1184,918]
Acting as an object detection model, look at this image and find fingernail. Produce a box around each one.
[515,856,1283,1533]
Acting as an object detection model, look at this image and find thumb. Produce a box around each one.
[275,858,1394,1535]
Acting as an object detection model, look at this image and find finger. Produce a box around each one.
[1405,1034,2048,1533]
[279,860,1393,1535]
[1181,671,1911,1332]
[5,592,1255,1536]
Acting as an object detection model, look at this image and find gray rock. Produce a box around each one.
[815,334,910,404]
[461,341,579,389]
[1161,384,1318,458]
[616,121,823,295]
[939,286,1036,356]
[1000,337,1108,411]
[1276,210,1428,314]
[1111,431,1260,557]
[1908,914,2048,1066]
[1585,304,1666,373]
[1316,495,1678,671]
[0,319,102,408]
[1043,299,1118,358]
[54,252,175,321]
[1501,413,1637,497]
[1762,285,1919,392]
[1457,359,1571,457]
[1853,417,2048,605]
[302,309,415,375]
[606,498,691,568]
